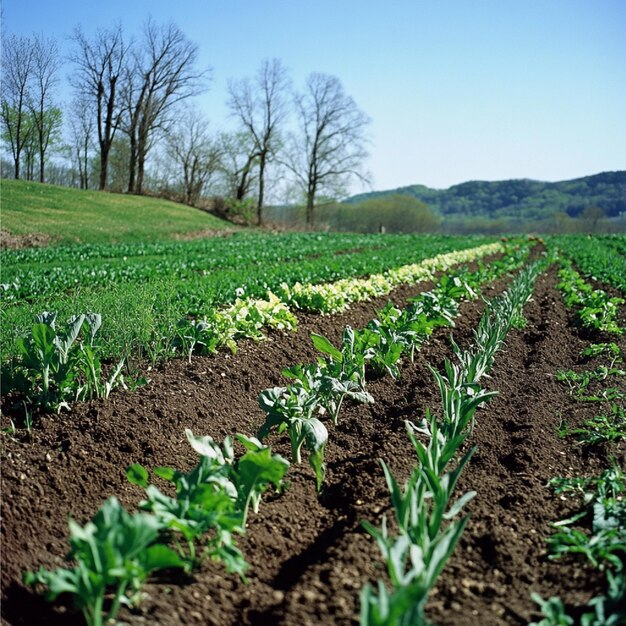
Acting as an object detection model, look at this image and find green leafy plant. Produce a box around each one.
[547,466,626,572]
[127,429,288,574]
[24,497,184,626]
[257,385,327,491]
[361,421,476,626]
[557,261,624,335]
[559,404,626,445]
[529,593,574,626]
[14,312,125,410]
[282,360,374,425]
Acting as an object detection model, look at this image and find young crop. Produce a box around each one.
[173,293,297,362]
[361,260,544,626]
[557,261,624,335]
[282,360,374,425]
[361,427,476,626]
[556,366,625,402]
[24,497,184,626]
[547,465,626,573]
[312,326,372,397]
[12,312,125,411]
[551,235,626,293]
[559,404,626,445]
[257,385,327,491]
[531,571,626,626]
[127,429,288,574]
[529,594,574,626]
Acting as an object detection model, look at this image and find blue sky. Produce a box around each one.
[3,0,625,192]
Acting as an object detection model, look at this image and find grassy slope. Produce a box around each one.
[0,179,233,244]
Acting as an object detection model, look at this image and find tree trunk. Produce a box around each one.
[38,125,45,182]
[257,152,266,226]
[99,144,109,190]
[127,132,137,193]
[306,188,315,228]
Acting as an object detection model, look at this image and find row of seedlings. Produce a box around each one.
[530,250,625,625]
[24,429,290,626]
[360,260,546,625]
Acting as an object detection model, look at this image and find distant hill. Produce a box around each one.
[345,171,626,221]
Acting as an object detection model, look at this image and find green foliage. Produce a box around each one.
[346,172,626,222]
[1,233,494,365]
[556,260,624,334]
[24,497,184,626]
[551,235,626,293]
[9,312,125,410]
[529,594,574,626]
[257,385,327,491]
[314,194,441,233]
[559,404,626,445]
[547,465,626,573]
[127,429,289,573]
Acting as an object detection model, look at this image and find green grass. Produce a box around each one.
[0,179,233,244]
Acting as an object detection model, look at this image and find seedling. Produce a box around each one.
[24,497,184,626]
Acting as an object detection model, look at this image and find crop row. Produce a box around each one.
[531,273,625,624]
[550,234,626,293]
[362,260,544,625]
[556,258,624,335]
[1,233,494,303]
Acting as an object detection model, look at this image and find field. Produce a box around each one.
[1,227,625,626]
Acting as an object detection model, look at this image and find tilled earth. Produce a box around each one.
[2,265,625,626]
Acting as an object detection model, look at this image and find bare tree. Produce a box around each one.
[285,73,370,227]
[123,19,209,195]
[68,95,95,189]
[69,24,128,190]
[30,34,61,182]
[227,58,290,225]
[217,130,259,202]
[166,107,221,206]
[1,34,35,179]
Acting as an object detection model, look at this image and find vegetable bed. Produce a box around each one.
[2,245,625,625]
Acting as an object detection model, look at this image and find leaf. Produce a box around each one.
[30,323,56,362]
[127,464,149,488]
[302,418,328,491]
[154,466,176,481]
[140,543,185,571]
[185,429,224,463]
[84,313,102,345]
[236,446,290,518]
[235,433,265,452]
[443,490,476,520]
[311,333,343,362]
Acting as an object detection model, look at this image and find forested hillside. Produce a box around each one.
[346,171,626,220]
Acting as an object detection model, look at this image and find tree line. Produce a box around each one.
[1,20,370,226]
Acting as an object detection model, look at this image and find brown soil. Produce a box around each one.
[0,229,58,249]
[2,266,624,626]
